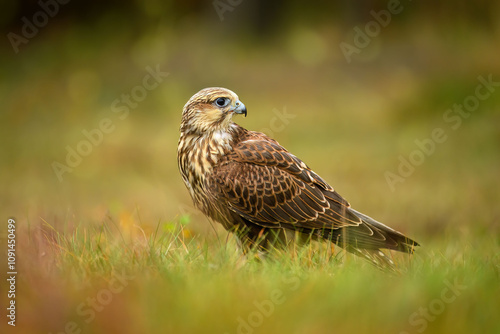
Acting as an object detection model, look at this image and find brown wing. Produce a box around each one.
[211,137,364,230]
[211,133,419,257]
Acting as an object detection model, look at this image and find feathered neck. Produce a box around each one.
[177,123,247,184]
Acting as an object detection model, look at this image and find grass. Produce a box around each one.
[6,215,499,334]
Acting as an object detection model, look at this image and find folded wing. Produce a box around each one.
[211,136,419,256]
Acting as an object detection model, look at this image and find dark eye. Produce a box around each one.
[214,97,229,107]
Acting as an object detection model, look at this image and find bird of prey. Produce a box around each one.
[177,87,418,268]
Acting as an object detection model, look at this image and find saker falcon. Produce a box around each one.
[177,87,419,267]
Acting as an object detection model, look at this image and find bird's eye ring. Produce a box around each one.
[214,97,229,108]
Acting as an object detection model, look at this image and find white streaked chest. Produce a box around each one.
[178,130,234,199]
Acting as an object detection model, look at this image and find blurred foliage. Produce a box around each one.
[1,0,499,235]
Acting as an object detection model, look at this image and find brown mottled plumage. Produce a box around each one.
[177,87,419,268]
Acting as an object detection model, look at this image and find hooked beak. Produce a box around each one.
[231,100,247,117]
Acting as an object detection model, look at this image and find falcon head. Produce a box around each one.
[180,87,247,134]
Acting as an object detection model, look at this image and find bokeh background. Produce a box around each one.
[2,0,499,235]
[1,1,499,333]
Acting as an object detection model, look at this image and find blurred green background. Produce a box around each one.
[1,1,500,333]
[2,0,499,234]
